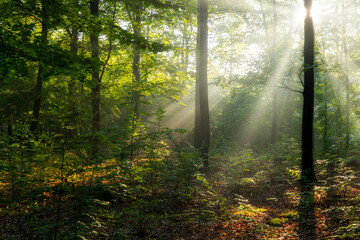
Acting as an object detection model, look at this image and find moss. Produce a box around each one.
[268,218,288,226]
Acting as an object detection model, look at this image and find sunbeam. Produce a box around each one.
[237,40,298,145]
[158,85,226,134]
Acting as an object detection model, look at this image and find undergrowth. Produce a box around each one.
[1,132,360,239]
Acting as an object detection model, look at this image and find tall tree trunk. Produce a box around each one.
[271,0,278,145]
[90,0,101,158]
[127,3,142,162]
[181,22,190,80]
[335,77,342,154]
[181,0,191,80]
[131,12,141,115]
[334,2,343,155]
[302,0,315,181]
[195,0,210,167]
[299,1,316,238]
[68,0,79,122]
[321,38,329,154]
[68,31,78,117]
[30,0,48,132]
[80,32,86,134]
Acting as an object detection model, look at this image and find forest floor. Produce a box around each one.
[1,153,360,239]
[121,157,360,240]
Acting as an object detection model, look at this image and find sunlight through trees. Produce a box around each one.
[1,0,360,239]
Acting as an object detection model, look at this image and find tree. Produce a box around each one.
[126,1,143,162]
[90,0,101,158]
[299,0,316,239]
[195,0,210,167]
[271,0,278,145]
[301,0,315,182]
[30,0,49,132]
[341,0,350,154]
[66,0,80,123]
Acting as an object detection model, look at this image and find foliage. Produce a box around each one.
[1,0,360,239]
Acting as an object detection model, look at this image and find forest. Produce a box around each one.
[1,0,360,239]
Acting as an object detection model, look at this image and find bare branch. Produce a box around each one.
[280,82,303,94]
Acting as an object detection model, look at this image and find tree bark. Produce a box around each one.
[125,2,143,162]
[299,5,316,239]
[67,0,80,118]
[195,0,210,167]
[301,0,315,182]
[68,30,78,117]
[131,10,141,115]
[90,0,101,158]
[30,0,48,132]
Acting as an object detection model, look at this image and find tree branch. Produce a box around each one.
[281,82,303,94]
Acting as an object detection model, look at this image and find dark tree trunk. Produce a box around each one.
[299,1,316,239]
[30,0,48,132]
[335,79,342,154]
[90,0,101,158]
[131,11,141,114]
[195,0,210,167]
[302,0,315,182]
[68,31,78,117]
[68,0,79,107]
[7,121,13,137]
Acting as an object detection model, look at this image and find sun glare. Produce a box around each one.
[294,1,321,23]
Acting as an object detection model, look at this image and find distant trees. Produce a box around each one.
[341,1,350,154]
[195,0,210,167]
[271,0,278,145]
[2,0,360,237]
[0,0,179,151]
[1,0,358,168]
